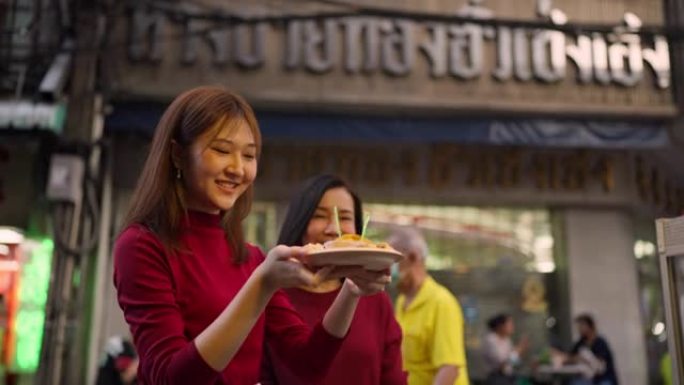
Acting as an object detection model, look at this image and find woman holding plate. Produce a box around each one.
[113,87,390,385]
[262,174,407,385]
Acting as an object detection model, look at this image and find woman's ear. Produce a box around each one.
[171,140,182,169]
[406,251,419,264]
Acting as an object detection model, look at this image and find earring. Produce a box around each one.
[176,168,181,180]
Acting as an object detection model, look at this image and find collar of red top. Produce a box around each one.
[184,210,222,228]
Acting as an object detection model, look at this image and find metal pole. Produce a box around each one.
[36,0,102,381]
[84,145,112,385]
[50,201,82,385]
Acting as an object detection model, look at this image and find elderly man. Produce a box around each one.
[388,227,469,385]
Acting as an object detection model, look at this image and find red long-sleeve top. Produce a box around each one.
[113,211,344,385]
[263,288,407,385]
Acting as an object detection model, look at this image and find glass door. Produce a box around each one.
[656,216,684,385]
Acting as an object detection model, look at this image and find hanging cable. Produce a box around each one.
[48,140,108,257]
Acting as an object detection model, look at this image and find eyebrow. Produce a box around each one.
[316,206,353,214]
[212,138,257,147]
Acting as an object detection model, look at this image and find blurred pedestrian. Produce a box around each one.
[481,314,528,385]
[95,335,138,385]
[567,314,618,385]
[389,226,469,385]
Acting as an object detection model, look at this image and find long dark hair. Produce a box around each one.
[575,314,596,331]
[487,313,511,332]
[278,174,363,246]
[121,86,262,263]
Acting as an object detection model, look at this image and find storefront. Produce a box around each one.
[0,123,61,381]
[101,1,684,384]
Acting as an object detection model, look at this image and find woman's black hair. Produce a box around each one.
[277,174,363,246]
[487,313,512,332]
[575,314,596,331]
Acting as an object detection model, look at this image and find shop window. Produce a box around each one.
[364,204,557,380]
[635,220,668,385]
[244,202,277,249]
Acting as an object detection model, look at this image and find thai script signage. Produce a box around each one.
[128,1,670,89]
[108,0,674,116]
[258,143,684,215]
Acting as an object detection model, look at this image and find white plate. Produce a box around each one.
[304,248,404,271]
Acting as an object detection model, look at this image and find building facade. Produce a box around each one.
[98,1,684,384]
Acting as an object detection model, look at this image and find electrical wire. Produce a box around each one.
[140,0,684,37]
[2,0,684,56]
[50,142,108,257]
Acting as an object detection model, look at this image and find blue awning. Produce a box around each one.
[105,102,669,149]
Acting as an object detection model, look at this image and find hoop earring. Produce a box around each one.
[176,168,181,180]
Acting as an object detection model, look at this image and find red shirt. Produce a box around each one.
[114,211,343,385]
[264,287,407,385]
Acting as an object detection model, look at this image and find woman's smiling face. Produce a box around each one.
[302,187,356,245]
[180,118,258,214]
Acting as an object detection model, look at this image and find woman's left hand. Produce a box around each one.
[330,267,391,296]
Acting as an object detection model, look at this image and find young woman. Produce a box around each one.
[263,174,407,385]
[113,87,390,385]
[481,314,528,385]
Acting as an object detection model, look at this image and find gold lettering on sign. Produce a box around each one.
[532,153,575,191]
[532,153,547,190]
[428,144,456,189]
[594,155,615,193]
[267,145,683,214]
[467,151,495,188]
[496,149,522,188]
[365,149,390,185]
[634,156,649,201]
[651,167,661,206]
[334,151,362,183]
[330,148,345,178]
[400,149,419,186]
[286,147,304,182]
[664,181,675,212]
[549,154,561,190]
[258,151,271,179]
[561,151,590,190]
[305,149,325,177]
[531,153,560,190]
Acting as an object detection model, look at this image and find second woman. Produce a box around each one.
[263,174,407,385]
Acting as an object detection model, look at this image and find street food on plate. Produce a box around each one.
[304,234,396,253]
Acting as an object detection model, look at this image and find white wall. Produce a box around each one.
[564,209,647,385]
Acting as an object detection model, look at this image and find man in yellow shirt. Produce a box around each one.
[389,227,469,385]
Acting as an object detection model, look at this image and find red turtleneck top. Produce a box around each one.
[113,211,344,385]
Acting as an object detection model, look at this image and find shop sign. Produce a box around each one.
[128,1,670,89]
[260,143,684,214]
[0,101,66,133]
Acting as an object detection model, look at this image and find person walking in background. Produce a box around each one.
[113,86,390,385]
[388,227,469,385]
[481,314,528,385]
[262,174,407,385]
[95,336,138,385]
[568,314,619,385]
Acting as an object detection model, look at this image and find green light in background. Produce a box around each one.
[14,238,53,372]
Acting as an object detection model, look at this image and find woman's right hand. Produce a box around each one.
[257,245,332,292]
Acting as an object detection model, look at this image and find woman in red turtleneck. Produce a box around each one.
[262,174,407,385]
[113,86,390,385]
